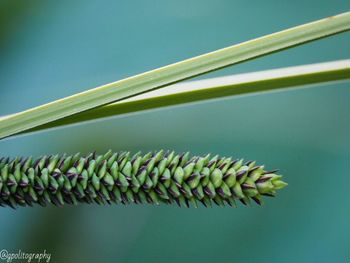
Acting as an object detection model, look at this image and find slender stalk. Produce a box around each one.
[23,60,350,134]
[1,11,350,139]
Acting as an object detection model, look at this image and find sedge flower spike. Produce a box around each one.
[0,150,287,208]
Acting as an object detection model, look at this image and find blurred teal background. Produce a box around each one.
[1,1,350,262]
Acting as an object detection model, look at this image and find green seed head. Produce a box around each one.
[0,151,287,208]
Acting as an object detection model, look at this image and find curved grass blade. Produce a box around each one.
[1,11,350,139]
[24,60,350,133]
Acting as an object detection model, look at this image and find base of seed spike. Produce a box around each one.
[0,150,287,209]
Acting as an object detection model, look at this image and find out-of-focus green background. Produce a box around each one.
[1,1,350,262]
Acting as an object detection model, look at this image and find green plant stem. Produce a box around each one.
[22,59,350,134]
[1,11,350,139]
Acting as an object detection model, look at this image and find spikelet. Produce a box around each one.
[0,150,287,208]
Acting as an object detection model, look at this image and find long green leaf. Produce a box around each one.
[1,11,350,139]
[24,60,350,133]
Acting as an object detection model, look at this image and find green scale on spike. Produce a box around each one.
[0,150,287,208]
